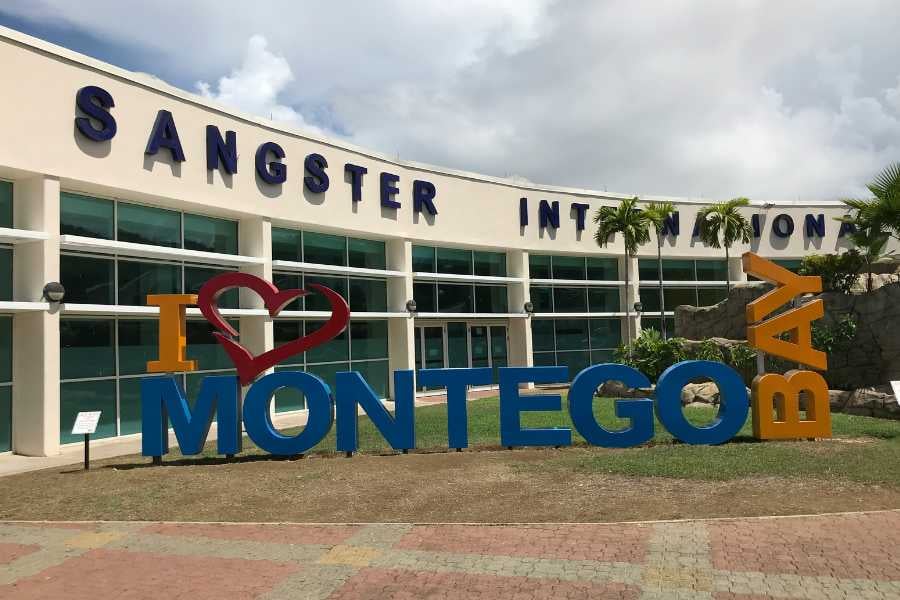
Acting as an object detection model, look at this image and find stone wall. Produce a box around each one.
[674,283,771,341]
[674,280,900,390]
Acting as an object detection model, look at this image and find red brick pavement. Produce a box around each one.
[395,523,652,563]
[330,568,640,600]
[0,511,897,599]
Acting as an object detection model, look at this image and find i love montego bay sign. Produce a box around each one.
[140,252,832,458]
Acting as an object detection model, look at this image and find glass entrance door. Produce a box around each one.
[415,322,508,391]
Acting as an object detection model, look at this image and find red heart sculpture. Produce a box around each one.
[197,272,350,385]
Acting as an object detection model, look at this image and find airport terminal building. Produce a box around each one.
[0,27,858,457]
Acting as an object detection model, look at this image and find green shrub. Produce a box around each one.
[685,339,725,362]
[799,251,863,293]
[615,328,685,381]
[812,315,857,354]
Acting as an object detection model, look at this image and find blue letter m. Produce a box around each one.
[141,375,241,457]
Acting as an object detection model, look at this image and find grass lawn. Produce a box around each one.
[0,395,898,522]
[189,394,900,484]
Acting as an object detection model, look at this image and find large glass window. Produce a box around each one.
[415,245,507,277]
[61,194,239,256]
[272,227,302,261]
[304,231,346,266]
[474,251,507,277]
[0,316,11,452]
[638,259,729,329]
[118,260,181,306]
[0,181,11,229]
[186,320,236,371]
[349,278,387,312]
[412,245,436,272]
[184,214,238,254]
[61,255,115,304]
[60,319,115,380]
[437,283,473,312]
[0,316,11,383]
[413,282,436,312]
[117,203,181,248]
[60,193,114,239]
[59,316,238,444]
[528,254,551,279]
[552,255,585,280]
[0,248,11,301]
[304,275,348,312]
[60,380,117,444]
[531,317,621,381]
[475,285,508,313]
[553,287,588,313]
[349,238,386,270]
[350,320,389,360]
[185,266,239,309]
[588,288,619,312]
[273,228,387,271]
[274,318,390,407]
[587,257,618,280]
[118,320,158,376]
[695,260,728,281]
[530,286,552,312]
[436,247,472,275]
[0,387,10,453]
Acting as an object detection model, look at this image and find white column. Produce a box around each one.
[619,255,640,346]
[386,239,414,400]
[12,175,60,456]
[506,249,533,369]
[728,254,747,285]
[237,217,273,404]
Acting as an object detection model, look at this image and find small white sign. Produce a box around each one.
[71,411,102,435]
[891,382,900,407]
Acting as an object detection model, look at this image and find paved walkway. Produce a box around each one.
[0,511,898,599]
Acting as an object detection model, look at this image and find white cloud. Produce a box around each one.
[3,0,900,202]
[195,35,322,135]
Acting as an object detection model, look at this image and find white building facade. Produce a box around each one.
[0,27,863,456]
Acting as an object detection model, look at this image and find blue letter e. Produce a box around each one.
[141,375,241,457]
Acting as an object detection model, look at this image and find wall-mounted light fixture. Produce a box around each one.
[523,301,534,316]
[633,301,643,314]
[405,299,417,318]
[42,281,65,304]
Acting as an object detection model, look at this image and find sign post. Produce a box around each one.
[71,411,102,471]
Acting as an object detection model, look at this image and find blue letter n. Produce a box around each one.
[141,375,241,457]
[336,370,415,452]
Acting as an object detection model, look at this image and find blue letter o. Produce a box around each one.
[655,360,748,445]
[243,371,334,455]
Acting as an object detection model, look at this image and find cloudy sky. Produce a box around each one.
[2,1,899,202]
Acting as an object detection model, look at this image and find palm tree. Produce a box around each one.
[593,196,651,348]
[843,162,900,240]
[697,197,753,292]
[849,221,891,292]
[643,201,676,339]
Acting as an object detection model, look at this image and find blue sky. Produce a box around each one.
[2,1,900,202]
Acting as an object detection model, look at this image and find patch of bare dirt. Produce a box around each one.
[0,447,897,522]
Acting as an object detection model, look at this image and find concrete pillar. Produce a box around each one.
[619,255,640,346]
[507,249,532,369]
[386,239,414,399]
[237,217,273,405]
[12,175,59,456]
[728,254,747,285]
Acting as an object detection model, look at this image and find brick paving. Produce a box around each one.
[0,511,897,599]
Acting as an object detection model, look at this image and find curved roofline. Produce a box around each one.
[0,25,847,210]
